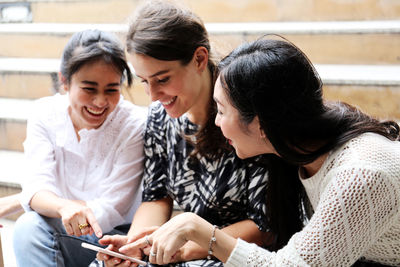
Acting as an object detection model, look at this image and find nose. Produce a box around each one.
[147,84,162,102]
[93,94,108,107]
[215,113,221,127]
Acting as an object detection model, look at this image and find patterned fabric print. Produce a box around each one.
[142,101,269,229]
[145,259,223,267]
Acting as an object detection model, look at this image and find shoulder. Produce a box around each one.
[110,99,147,130]
[332,133,400,168]
[30,94,68,122]
[116,99,148,125]
[322,133,400,190]
[33,93,67,110]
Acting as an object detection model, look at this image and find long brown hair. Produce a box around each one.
[126,0,229,158]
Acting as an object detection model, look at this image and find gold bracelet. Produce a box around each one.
[207,225,218,260]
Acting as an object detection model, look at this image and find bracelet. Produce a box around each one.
[207,225,218,260]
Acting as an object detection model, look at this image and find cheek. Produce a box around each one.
[219,119,233,137]
[171,80,185,95]
[108,94,121,110]
[70,90,87,104]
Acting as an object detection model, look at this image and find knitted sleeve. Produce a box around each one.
[226,163,400,266]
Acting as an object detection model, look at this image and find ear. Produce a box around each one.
[192,46,209,72]
[58,72,69,93]
[254,116,266,139]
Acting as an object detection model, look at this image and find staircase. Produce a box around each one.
[0,0,399,265]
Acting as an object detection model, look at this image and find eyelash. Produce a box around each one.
[157,77,169,83]
[82,88,119,93]
[139,77,170,85]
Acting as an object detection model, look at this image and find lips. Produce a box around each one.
[161,96,177,106]
[85,106,106,116]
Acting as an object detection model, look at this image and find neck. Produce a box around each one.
[186,67,212,125]
[302,153,329,178]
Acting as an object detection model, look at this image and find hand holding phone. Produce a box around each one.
[81,242,147,266]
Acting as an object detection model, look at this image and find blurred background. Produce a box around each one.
[0,0,399,265]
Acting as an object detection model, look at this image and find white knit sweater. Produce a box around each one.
[225,133,400,266]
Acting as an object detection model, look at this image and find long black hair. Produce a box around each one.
[217,37,400,249]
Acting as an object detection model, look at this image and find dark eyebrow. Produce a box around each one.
[81,80,98,86]
[136,70,170,79]
[81,81,120,87]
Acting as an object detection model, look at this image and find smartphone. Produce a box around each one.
[81,242,147,266]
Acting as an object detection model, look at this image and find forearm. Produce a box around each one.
[30,190,84,218]
[0,193,23,218]
[188,215,237,263]
[181,219,269,261]
[128,197,173,236]
[221,219,271,247]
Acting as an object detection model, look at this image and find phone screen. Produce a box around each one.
[81,242,147,266]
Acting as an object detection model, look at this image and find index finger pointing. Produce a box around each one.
[119,236,149,254]
[86,211,102,238]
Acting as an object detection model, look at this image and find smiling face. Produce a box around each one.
[214,77,275,159]
[128,48,211,124]
[64,59,122,132]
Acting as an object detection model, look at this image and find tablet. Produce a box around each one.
[81,242,147,266]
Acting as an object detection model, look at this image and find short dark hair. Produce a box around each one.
[60,29,132,86]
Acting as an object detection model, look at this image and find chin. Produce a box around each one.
[235,150,247,159]
[236,148,260,159]
[165,109,184,119]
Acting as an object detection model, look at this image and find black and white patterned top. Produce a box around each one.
[142,102,269,232]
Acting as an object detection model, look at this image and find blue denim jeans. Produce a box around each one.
[13,211,100,267]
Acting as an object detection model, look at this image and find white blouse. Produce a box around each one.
[226,133,400,266]
[20,94,147,233]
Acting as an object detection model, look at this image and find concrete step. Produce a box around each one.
[0,98,31,151]
[0,150,24,221]
[0,21,399,64]
[0,218,17,267]
[1,0,399,23]
[0,150,24,187]
[1,63,400,151]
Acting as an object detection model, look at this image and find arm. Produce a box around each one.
[98,198,173,266]
[175,160,272,262]
[125,166,400,266]
[85,128,145,233]
[121,212,236,264]
[127,197,173,237]
[0,193,23,218]
[20,98,62,212]
[224,166,400,266]
[173,219,271,262]
[30,190,102,237]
